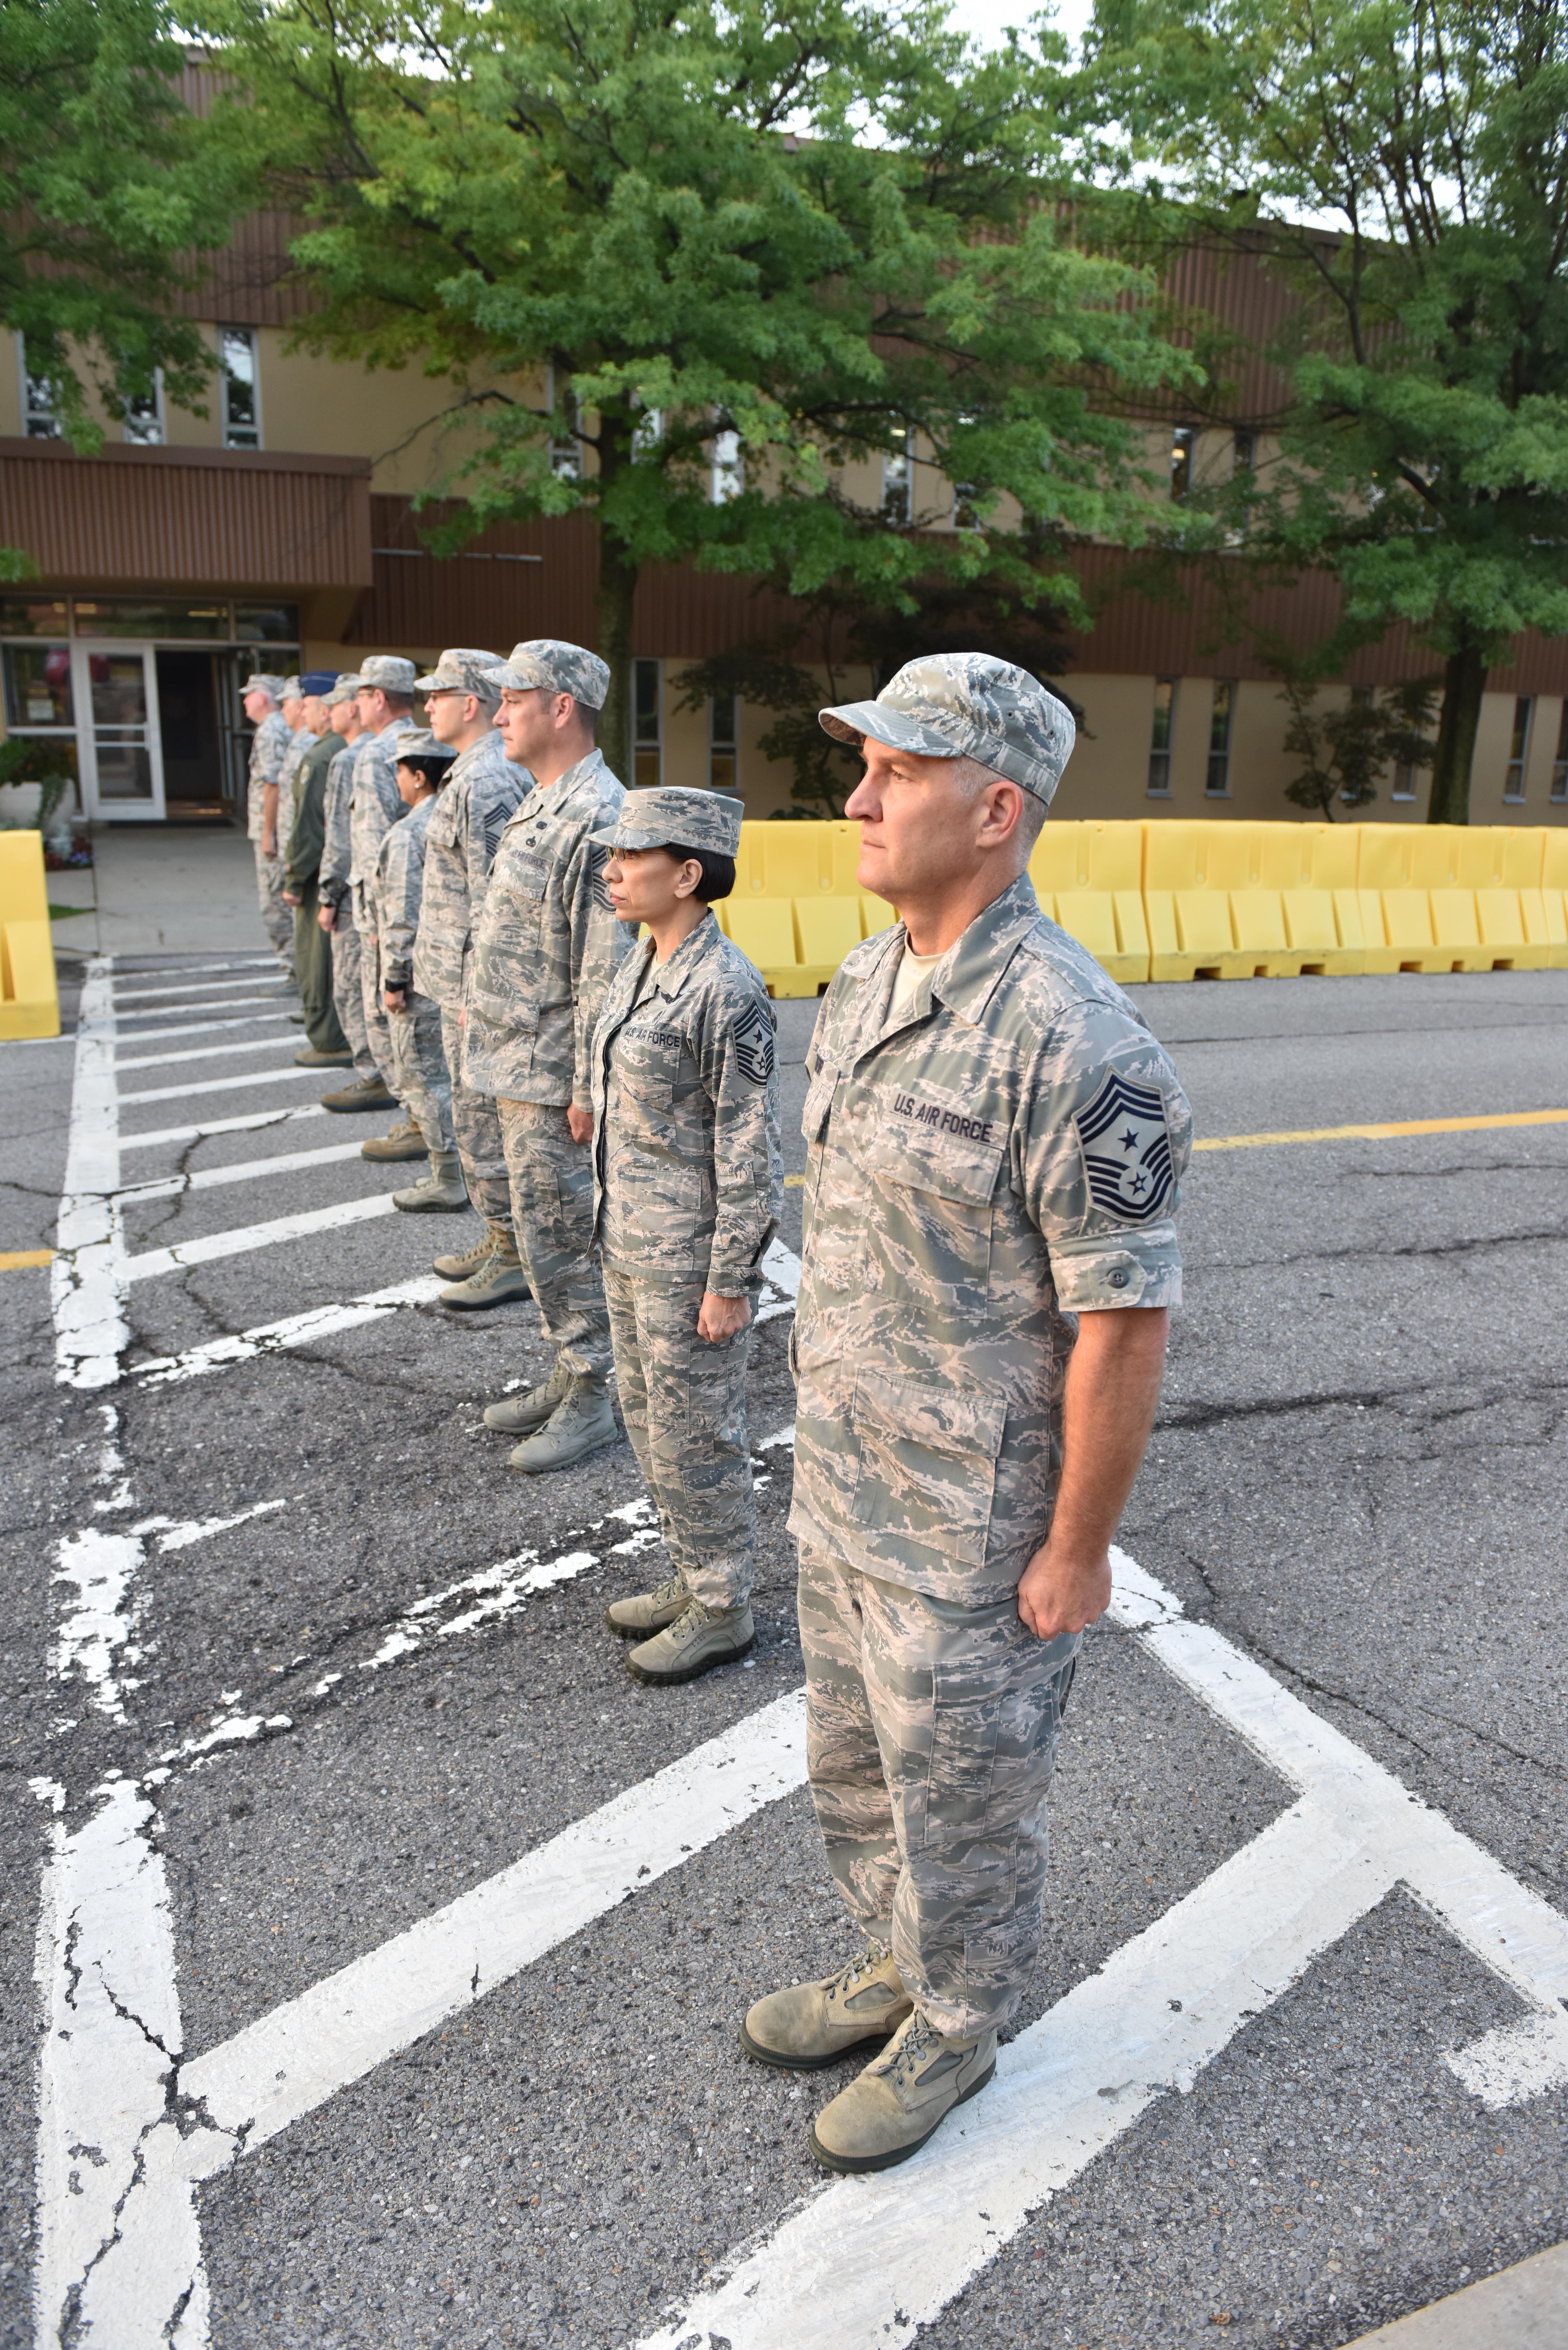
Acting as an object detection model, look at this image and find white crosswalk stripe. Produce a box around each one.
[119,1103,328,1153]
[115,1031,301,1073]
[117,1137,377,1203]
[120,1065,326,1107]
[124,1192,399,1282]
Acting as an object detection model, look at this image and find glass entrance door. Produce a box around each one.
[72,642,166,820]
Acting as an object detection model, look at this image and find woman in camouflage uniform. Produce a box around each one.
[589,787,783,1687]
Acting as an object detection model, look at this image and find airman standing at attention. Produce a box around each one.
[241,672,295,981]
[408,649,532,1306]
[346,655,424,1166]
[281,672,351,1067]
[463,640,633,1473]
[589,787,782,1687]
[739,655,1192,2178]
[275,674,318,886]
[318,677,396,1117]
[377,732,468,1213]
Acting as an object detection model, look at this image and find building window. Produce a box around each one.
[1552,704,1568,802]
[634,657,661,788]
[1147,677,1176,796]
[121,372,164,445]
[709,692,738,793]
[1391,756,1418,801]
[1170,426,1195,500]
[220,328,260,448]
[1232,428,1255,475]
[545,365,580,478]
[19,339,61,438]
[1206,679,1235,795]
[1504,695,1532,801]
[882,423,912,524]
[711,426,743,505]
[632,400,662,459]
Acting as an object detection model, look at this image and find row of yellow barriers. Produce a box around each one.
[715,820,1568,992]
[0,832,59,1039]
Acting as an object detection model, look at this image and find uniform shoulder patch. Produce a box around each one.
[481,799,510,869]
[731,995,776,1086]
[1074,1071,1175,1223]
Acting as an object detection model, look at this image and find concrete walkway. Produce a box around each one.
[48,823,271,960]
[1345,2239,1567,2344]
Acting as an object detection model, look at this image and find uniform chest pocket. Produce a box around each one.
[802,1065,839,1147]
[848,1367,1006,1570]
[861,1112,1004,1293]
[612,1023,685,1111]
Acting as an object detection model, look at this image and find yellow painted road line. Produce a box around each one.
[1194,1109,1568,1153]
[0,1248,55,1269]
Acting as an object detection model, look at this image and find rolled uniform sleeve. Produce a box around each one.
[1014,1008,1191,1313]
[698,980,783,1295]
[564,833,630,1111]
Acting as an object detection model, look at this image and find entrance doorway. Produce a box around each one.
[155,651,226,819]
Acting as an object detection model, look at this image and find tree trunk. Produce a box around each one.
[1426,641,1487,824]
[594,527,638,788]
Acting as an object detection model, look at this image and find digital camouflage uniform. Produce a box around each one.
[276,720,318,870]
[591,844,782,1612]
[411,653,530,1229]
[349,704,418,1093]
[245,691,294,969]
[793,655,1193,2043]
[375,754,454,1157]
[463,642,633,1380]
[284,727,349,1054]
[317,685,374,1080]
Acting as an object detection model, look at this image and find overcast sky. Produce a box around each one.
[941,0,1096,59]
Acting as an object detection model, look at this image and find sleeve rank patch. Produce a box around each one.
[732,996,776,1087]
[1074,1071,1175,1223]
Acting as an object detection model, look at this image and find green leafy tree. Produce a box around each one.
[1086,0,1568,822]
[1270,666,1438,819]
[202,0,1197,777]
[1,0,249,462]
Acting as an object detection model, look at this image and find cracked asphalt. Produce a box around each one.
[2,958,1566,2350]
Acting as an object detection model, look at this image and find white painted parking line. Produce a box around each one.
[642,1553,1568,2350]
[114,1027,294,1071]
[118,1138,373,1203]
[52,960,124,1391]
[123,1192,399,1283]
[119,1103,327,1154]
[133,1276,447,1384]
[115,998,294,1028]
[120,1066,325,1108]
[113,974,287,1006]
[111,960,275,998]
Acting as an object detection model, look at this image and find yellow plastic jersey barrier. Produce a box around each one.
[0,831,60,1040]
[716,818,1567,999]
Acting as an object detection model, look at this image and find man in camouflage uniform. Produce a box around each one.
[275,674,318,882]
[241,672,295,979]
[465,640,633,1471]
[589,787,782,1685]
[375,731,468,1212]
[281,672,351,1066]
[740,654,1192,2176]
[346,655,424,1164]
[317,677,395,1116]
[409,649,532,1304]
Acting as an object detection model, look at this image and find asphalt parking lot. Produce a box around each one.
[2,952,1565,2350]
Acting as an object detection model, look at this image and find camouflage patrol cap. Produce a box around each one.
[482,638,610,711]
[280,675,304,701]
[392,730,458,768]
[357,654,418,694]
[819,652,1076,806]
[593,787,744,859]
[413,648,504,699]
[241,672,285,701]
[330,672,365,700]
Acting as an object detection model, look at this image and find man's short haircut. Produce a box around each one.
[662,843,736,903]
[379,690,416,713]
[397,754,455,788]
[952,751,1048,860]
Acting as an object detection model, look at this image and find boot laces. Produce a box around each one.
[829,1938,893,2003]
[886,2011,942,2088]
[648,1569,687,1610]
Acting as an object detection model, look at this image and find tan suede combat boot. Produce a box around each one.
[506,1371,616,1472]
[808,2010,996,2174]
[294,1044,353,1067]
[483,1359,570,1435]
[392,1151,469,1212]
[603,1569,687,1639]
[360,1115,428,1162]
[438,1227,532,1308]
[625,1599,754,1686]
[434,1224,507,1281]
[321,1073,394,1113]
[740,1941,911,2072]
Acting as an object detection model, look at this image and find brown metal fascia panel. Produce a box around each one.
[0,441,372,589]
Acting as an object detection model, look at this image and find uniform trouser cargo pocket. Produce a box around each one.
[846,1367,1006,1571]
[799,1543,1079,2042]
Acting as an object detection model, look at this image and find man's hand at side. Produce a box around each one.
[1016,1305,1169,1641]
[697,1290,751,1344]
[317,904,335,934]
[566,1104,593,1144]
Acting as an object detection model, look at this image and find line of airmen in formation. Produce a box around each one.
[242,640,1196,2179]
[242,639,780,1687]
